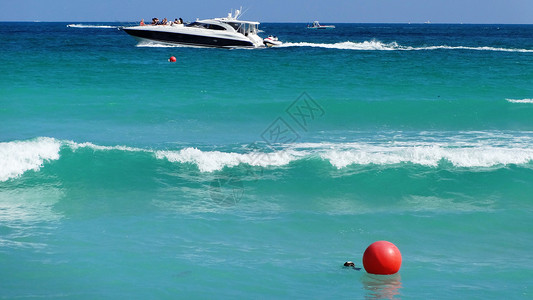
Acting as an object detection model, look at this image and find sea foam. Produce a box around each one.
[320,144,533,169]
[0,137,62,182]
[155,148,304,172]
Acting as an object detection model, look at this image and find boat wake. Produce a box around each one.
[66,24,118,29]
[280,40,533,52]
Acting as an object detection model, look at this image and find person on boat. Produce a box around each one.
[161,18,168,25]
[151,18,158,25]
[140,19,145,26]
[179,18,183,24]
[173,18,179,24]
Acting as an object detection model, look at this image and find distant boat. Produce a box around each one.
[307,21,335,29]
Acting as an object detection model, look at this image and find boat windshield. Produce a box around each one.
[186,22,227,31]
[226,22,258,35]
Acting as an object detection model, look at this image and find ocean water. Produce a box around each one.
[1,22,533,298]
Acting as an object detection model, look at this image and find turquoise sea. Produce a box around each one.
[1,22,533,298]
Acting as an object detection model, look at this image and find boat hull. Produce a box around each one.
[307,26,335,29]
[122,28,255,48]
[263,39,282,47]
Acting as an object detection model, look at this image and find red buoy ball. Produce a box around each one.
[363,241,402,275]
[168,56,177,62]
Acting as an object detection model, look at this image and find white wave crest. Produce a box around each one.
[0,138,148,182]
[3,135,533,180]
[506,98,533,103]
[65,141,145,152]
[154,140,533,172]
[321,144,533,169]
[66,24,117,29]
[280,40,533,52]
[0,137,62,182]
[155,147,305,172]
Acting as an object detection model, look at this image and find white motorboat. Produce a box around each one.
[307,21,335,29]
[263,35,282,47]
[121,10,267,48]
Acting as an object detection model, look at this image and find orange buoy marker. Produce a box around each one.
[363,241,402,275]
[168,56,177,62]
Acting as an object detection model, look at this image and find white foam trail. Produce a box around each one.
[506,98,533,103]
[415,45,533,53]
[280,40,401,50]
[66,24,117,29]
[280,40,533,53]
[0,137,62,182]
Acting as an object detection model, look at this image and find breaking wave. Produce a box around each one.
[0,137,62,182]
[155,148,304,172]
[156,143,533,171]
[3,134,533,181]
[280,40,533,52]
[319,144,533,169]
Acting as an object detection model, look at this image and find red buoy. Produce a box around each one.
[168,56,177,62]
[363,241,402,275]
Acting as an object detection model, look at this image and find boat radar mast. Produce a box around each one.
[226,7,245,20]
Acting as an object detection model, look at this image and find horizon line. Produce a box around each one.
[1,20,533,25]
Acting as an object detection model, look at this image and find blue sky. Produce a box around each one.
[1,0,532,23]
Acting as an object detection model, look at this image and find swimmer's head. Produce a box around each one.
[344,261,355,267]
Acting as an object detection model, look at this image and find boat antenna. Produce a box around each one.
[234,7,242,19]
[226,7,246,20]
[230,6,248,20]
[239,6,250,19]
